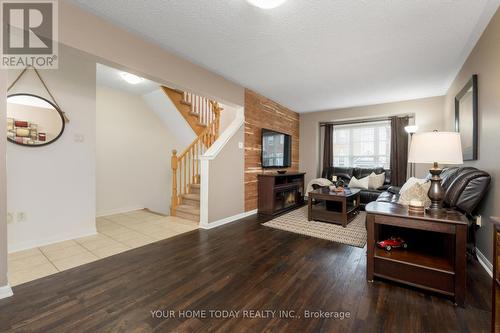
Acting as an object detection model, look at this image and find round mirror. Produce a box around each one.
[6,94,65,147]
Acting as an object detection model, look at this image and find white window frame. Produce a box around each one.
[332,120,391,168]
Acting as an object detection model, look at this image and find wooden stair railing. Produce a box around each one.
[161,86,221,135]
[171,100,221,216]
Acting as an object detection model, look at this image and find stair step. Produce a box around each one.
[175,205,199,222]
[182,193,200,201]
[189,111,199,117]
[197,123,207,127]
[190,184,200,194]
[180,100,192,106]
[181,193,200,207]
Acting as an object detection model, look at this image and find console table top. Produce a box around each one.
[257,172,306,177]
[365,201,468,225]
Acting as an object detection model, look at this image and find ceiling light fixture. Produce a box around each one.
[120,72,145,84]
[246,0,287,9]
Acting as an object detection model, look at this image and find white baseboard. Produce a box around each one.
[0,285,13,300]
[96,206,145,217]
[200,209,258,229]
[8,227,97,253]
[476,247,493,278]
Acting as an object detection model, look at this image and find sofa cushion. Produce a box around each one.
[349,175,369,189]
[368,172,385,190]
[376,191,400,204]
[360,189,384,204]
[354,167,385,180]
[398,182,431,207]
[399,177,428,196]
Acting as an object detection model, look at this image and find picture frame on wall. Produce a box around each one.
[454,74,478,161]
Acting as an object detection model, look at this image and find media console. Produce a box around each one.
[257,172,305,216]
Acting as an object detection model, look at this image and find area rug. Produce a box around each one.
[262,207,367,248]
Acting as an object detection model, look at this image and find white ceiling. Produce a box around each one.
[96,63,159,95]
[75,0,499,112]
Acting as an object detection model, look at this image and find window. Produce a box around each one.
[332,120,391,168]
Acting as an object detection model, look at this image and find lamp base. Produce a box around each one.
[427,162,445,216]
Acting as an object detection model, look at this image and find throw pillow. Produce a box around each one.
[368,172,385,190]
[399,177,428,196]
[398,181,431,207]
[349,175,369,190]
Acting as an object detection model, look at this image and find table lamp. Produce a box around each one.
[408,131,463,215]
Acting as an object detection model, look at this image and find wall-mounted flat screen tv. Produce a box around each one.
[261,129,292,168]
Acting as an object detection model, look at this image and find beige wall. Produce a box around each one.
[0,71,7,287]
[300,96,445,186]
[97,86,182,216]
[208,125,245,223]
[7,45,97,252]
[59,0,244,107]
[444,8,500,262]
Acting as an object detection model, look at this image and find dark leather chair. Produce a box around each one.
[321,167,392,209]
[377,167,491,256]
[377,167,491,217]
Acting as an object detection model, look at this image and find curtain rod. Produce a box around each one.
[319,114,414,127]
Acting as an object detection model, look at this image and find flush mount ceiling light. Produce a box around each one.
[246,0,287,9]
[120,72,145,84]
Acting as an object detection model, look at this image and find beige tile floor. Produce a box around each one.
[8,210,198,286]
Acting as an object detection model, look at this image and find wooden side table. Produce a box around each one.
[491,217,500,333]
[366,202,468,306]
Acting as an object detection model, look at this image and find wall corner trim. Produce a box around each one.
[476,247,493,278]
[200,209,257,229]
[0,285,13,300]
[200,107,244,161]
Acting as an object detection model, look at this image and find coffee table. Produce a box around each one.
[307,188,361,227]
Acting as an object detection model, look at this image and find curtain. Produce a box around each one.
[322,124,334,172]
[390,116,409,186]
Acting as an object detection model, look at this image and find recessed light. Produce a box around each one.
[120,72,145,84]
[246,0,287,9]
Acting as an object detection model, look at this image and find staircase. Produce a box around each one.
[164,87,222,222]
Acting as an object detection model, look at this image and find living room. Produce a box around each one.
[0,0,499,332]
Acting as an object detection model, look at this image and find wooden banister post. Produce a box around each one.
[171,149,178,215]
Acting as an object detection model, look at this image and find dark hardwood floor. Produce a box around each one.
[0,211,492,333]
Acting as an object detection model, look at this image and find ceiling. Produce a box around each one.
[96,63,159,95]
[74,0,499,112]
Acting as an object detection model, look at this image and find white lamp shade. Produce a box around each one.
[408,132,463,164]
[404,125,419,134]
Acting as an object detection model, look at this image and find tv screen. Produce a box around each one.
[261,129,292,168]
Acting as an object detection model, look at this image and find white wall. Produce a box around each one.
[142,90,195,148]
[7,45,97,252]
[96,86,182,216]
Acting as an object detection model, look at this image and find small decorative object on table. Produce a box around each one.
[329,185,344,193]
[335,178,345,188]
[377,237,407,251]
[408,199,425,214]
[277,170,287,174]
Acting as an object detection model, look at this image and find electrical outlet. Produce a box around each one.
[16,212,27,223]
[238,142,244,149]
[7,213,13,224]
[476,215,482,227]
